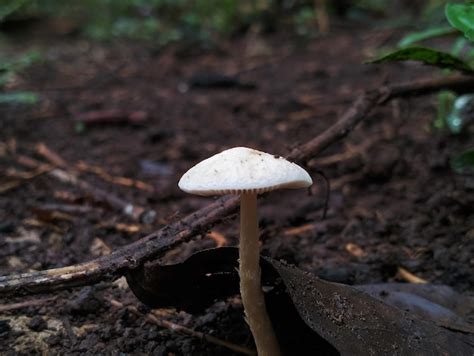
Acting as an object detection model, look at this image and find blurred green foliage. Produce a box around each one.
[367,1,474,176]
[77,0,245,44]
[397,26,455,48]
[374,3,474,74]
[0,50,41,85]
[402,2,474,136]
[446,2,474,41]
[435,90,456,129]
[3,0,458,46]
[0,50,41,105]
[294,6,318,36]
[0,0,323,45]
[0,91,38,104]
[0,0,28,22]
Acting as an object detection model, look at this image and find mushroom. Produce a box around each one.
[178,147,312,356]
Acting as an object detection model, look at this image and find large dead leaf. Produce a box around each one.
[269,259,474,355]
[356,284,474,333]
[126,247,474,355]
[126,247,240,313]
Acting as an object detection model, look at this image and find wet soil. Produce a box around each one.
[0,23,473,355]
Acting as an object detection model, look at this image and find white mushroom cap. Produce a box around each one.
[178,147,312,196]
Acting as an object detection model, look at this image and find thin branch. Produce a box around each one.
[108,299,256,355]
[288,75,474,163]
[0,195,240,295]
[0,296,56,312]
[1,74,474,297]
[16,149,156,223]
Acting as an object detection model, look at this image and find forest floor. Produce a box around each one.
[0,20,473,355]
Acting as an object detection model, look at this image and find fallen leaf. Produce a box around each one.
[357,284,474,333]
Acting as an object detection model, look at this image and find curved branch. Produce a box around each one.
[0,196,239,295]
[2,74,474,297]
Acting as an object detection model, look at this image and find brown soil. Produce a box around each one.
[0,22,473,355]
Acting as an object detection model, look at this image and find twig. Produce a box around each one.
[312,139,377,166]
[0,296,56,312]
[108,299,256,355]
[1,74,474,297]
[0,165,53,194]
[36,143,156,221]
[5,166,54,179]
[0,195,240,295]
[289,75,474,163]
[16,148,156,223]
[397,267,428,284]
[31,204,90,225]
[330,172,365,190]
[36,143,67,167]
[75,161,154,192]
[0,180,22,194]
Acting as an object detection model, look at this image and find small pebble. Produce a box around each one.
[28,316,47,332]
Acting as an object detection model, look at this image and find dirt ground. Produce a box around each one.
[0,20,473,355]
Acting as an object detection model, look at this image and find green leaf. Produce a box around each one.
[398,26,455,48]
[450,37,467,57]
[451,148,474,175]
[445,3,474,41]
[0,0,28,22]
[435,90,456,129]
[0,92,39,105]
[369,46,474,73]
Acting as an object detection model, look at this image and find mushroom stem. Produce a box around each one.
[239,193,280,356]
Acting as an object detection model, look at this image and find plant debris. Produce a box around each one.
[127,247,474,355]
